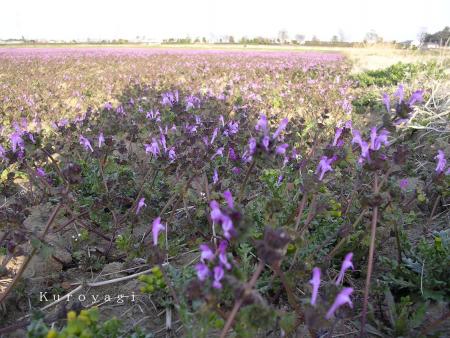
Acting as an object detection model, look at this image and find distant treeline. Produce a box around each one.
[423,26,450,44]
[161,37,359,47]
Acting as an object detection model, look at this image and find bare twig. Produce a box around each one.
[0,202,64,304]
[219,261,264,338]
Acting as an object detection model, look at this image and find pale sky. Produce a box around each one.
[0,0,448,42]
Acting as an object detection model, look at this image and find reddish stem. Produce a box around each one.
[360,175,379,337]
[219,261,264,338]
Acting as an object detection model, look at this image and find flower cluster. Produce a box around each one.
[351,127,389,164]
[243,114,292,164]
[435,150,450,175]
[144,133,176,162]
[194,190,237,289]
[382,84,424,124]
[309,252,354,319]
[195,240,233,289]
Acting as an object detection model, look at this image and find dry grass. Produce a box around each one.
[340,45,450,73]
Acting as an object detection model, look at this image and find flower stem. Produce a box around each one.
[219,261,264,338]
[0,202,63,304]
[237,159,255,204]
[360,175,379,337]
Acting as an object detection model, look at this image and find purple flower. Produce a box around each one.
[168,147,176,162]
[316,156,335,181]
[277,175,284,186]
[229,147,237,161]
[27,133,35,144]
[161,91,178,107]
[145,138,160,157]
[210,200,223,223]
[255,114,268,134]
[146,109,160,121]
[58,118,69,127]
[79,135,93,152]
[213,168,219,184]
[325,287,354,319]
[152,217,165,246]
[272,118,289,140]
[309,267,321,306]
[232,167,241,175]
[195,115,202,125]
[223,189,234,209]
[352,130,370,162]
[210,201,234,239]
[218,241,232,270]
[408,90,424,106]
[382,93,390,112]
[369,127,389,151]
[212,266,224,289]
[225,121,239,136]
[160,134,167,153]
[336,252,354,285]
[435,150,447,173]
[332,127,343,147]
[262,135,270,151]
[248,138,257,155]
[98,132,105,148]
[195,263,210,281]
[221,216,234,239]
[200,244,215,262]
[399,178,409,190]
[394,84,404,103]
[36,167,46,178]
[211,147,224,160]
[185,95,200,111]
[10,132,24,153]
[219,115,225,127]
[275,143,289,155]
[0,145,5,160]
[210,128,218,145]
[136,197,146,215]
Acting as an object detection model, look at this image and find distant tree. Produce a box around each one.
[417,27,428,44]
[228,35,235,44]
[424,26,450,44]
[331,35,339,43]
[294,34,305,44]
[278,30,289,43]
[338,29,346,42]
[364,30,382,44]
[312,35,319,42]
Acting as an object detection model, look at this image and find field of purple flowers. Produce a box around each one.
[0,47,449,337]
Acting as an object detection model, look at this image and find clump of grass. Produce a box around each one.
[352,62,446,88]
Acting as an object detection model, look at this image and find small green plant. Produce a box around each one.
[380,230,450,301]
[27,307,151,338]
[138,266,166,294]
[369,288,428,337]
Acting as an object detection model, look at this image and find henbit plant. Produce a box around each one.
[0,50,448,337]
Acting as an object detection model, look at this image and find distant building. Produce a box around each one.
[421,42,440,50]
[399,40,421,48]
[0,39,24,44]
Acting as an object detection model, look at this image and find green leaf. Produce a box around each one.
[410,302,427,329]
[384,288,397,326]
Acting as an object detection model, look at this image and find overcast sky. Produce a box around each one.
[0,0,448,42]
